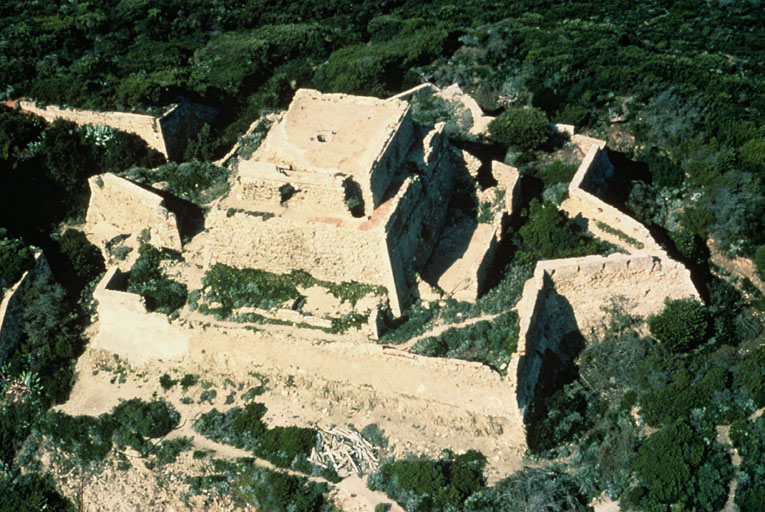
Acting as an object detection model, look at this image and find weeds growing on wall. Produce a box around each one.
[127,244,187,314]
[119,161,229,205]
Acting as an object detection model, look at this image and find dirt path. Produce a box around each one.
[709,238,765,293]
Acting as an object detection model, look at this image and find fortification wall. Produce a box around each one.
[369,111,415,210]
[18,100,168,157]
[513,253,699,415]
[562,144,664,255]
[92,268,190,363]
[86,174,182,251]
[0,252,51,363]
[157,102,216,161]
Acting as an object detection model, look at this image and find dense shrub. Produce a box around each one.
[127,244,187,314]
[0,229,34,294]
[193,403,319,473]
[120,161,229,205]
[369,450,487,512]
[58,229,105,286]
[755,246,765,281]
[488,107,550,149]
[0,473,75,512]
[536,159,578,186]
[734,417,765,512]
[735,344,765,407]
[627,419,732,512]
[648,298,710,353]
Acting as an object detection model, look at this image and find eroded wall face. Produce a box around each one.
[369,113,415,208]
[237,179,349,216]
[19,101,167,157]
[86,174,182,251]
[206,209,394,291]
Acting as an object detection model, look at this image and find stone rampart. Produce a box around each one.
[513,253,699,415]
[92,268,190,363]
[86,174,182,251]
[562,143,664,255]
[0,252,51,362]
[18,100,168,157]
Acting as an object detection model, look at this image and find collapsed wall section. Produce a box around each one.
[86,174,182,251]
[514,253,699,415]
[562,143,664,255]
[92,268,190,363]
[0,252,51,362]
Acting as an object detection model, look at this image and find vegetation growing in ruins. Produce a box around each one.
[595,221,645,250]
[648,298,710,353]
[187,458,333,512]
[119,161,229,205]
[488,106,551,150]
[731,416,765,512]
[127,244,187,314]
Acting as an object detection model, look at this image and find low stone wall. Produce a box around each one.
[86,174,182,251]
[513,253,699,415]
[18,100,169,157]
[562,143,665,255]
[0,252,51,362]
[92,268,190,363]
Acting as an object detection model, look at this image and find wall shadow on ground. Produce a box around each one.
[515,276,586,447]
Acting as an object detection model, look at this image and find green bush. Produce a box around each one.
[755,246,765,281]
[648,298,710,353]
[58,229,105,285]
[735,344,765,407]
[111,398,179,439]
[159,373,177,390]
[536,160,578,185]
[0,229,34,294]
[628,419,732,512]
[369,450,487,512]
[488,106,550,149]
[0,473,75,512]
[735,417,765,512]
[127,244,187,314]
[120,161,229,205]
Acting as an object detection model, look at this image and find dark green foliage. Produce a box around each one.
[529,381,596,453]
[369,450,487,512]
[735,417,765,512]
[669,229,707,266]
[193,403,319,473]
[411,311,519,369]
[515,199,605,265]
[755,246,765,281]
[739,138,765,175]
[111,398,179,439]
[648,298,710,353]
[187,458,331,511]
[628,419,732,512]
[536,160,578,186]
[0,109,42,163]
[180,373,199,390]
[463,467,592,512]
[38,411,115,464]
[0,229,34,294]
[120,161,228,205]
[488,107,550,149]
[637,148,683,189]
[735,344,765,407]
[127,244,187,314]
[159,373,177,390]
[58,229,105,286]
[0,473,75,512]
[150,437,192,468]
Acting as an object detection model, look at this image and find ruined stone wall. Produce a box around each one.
[0,252,51,362]
[513,253,699,415]
[92,268,190,363]
[86,174,182,251]
[19,100,168,157]
[562,144,664,255]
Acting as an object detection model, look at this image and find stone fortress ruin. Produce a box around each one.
[0,83,703,475]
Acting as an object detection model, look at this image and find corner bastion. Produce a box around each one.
[92,267,190,363]
[514,253,699,417]
[86,173,182,253]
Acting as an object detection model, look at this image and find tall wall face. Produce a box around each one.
[0,253,51,363]
[369,112,415,209]
[514,254,699,415]
[158,102,217,161]
[86,174,182,251]
[19,100,168,157]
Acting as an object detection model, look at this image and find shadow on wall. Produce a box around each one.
[132,181,206,244]
[515,275,586,445]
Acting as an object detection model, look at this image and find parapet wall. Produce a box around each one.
[514,253,699,415]
[18,100,168,157]
[92,268,190,363]
[562,143,664,255]
[0,252,51,362]
[86,174,182,251]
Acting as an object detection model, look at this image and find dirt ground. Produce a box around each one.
[52,311,527,511]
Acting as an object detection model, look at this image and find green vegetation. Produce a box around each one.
[411,310,519,370]
[535,159,578,186]
[127,244,187,314]
[193,402,330,478]
[595,221,645,250]
[369,450,487,512]
[0,229,35,295]
[119,161,229,205]
[648,298,710,353]
[755,246,765,281]
[732,416,765,512]
[187,458,333,511]
[488,106,551,150]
